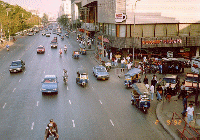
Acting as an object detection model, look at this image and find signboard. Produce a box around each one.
[115,13,127,23]
[142,39,182,45]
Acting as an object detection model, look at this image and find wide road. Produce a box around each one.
[0,28,172,140]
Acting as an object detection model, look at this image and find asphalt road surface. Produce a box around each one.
[0,28,172,140]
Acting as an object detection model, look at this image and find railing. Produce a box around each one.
[171,112,200,139]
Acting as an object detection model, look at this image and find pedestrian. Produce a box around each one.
[145,83,149,90]
[178,82,186,99]
[181,94,189,116]
[127,63,132,70]
[121,58,124,68]
[166,83,172,102]
[186,103,194,126]
[114,58,118,66]
[151,77,158,92]
[156,85,162,101]
[143,75,148,85]
[150,84,154,101]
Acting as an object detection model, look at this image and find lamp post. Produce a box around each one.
[133,0,141,64]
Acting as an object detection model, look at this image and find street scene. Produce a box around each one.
[0,0,200,140]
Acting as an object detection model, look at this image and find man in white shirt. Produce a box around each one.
[186,103,194,125]
[150,85,154,101]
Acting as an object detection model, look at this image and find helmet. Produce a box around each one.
[49,119,54,122]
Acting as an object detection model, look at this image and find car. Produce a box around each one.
[46,32,51,37]
[37,45,45,53]
[185,73,200,94]
[92,65,109,80]
[42,31,46,36]
[162,75,180,96]
[41,75,58,94]
[51,42,58,48]
[9,60,25,73]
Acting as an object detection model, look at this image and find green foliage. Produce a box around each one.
[0,0,41,36]
[57,15,69,27]
[42,13,49,26]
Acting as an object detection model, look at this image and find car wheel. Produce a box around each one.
[131,100,134,105]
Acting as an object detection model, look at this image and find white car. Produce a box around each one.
[46,32,51,37]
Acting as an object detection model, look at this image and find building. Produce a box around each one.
[78,0,200,60]
[59,0,71,18]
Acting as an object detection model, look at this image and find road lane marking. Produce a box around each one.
[44,71,45,74]
[3,103,7,109]
[99,100,102,104]
[72,120,75,127]
[19,79,21,82]
[36,101,39,106]
[67,86,69,90]
[69,100,71,104]
[110,119,114,126]
[13,88,16,92]
[31,122,34,130]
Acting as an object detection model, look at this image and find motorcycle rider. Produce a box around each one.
[59,48,62,55]
[6,44,9,51]
[44,119,59,140]
[64,45,67,52]
[63,69,68,83]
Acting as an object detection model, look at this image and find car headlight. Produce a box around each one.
[42,89,46,91]
[53,88,57,91]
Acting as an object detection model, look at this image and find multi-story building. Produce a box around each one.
[59,0,71,18]
[79,0,200,60]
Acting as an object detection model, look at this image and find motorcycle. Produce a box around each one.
[59,51,62,57]
[64,48,67,53]
[63,76,68,85]
[7,48,9,51]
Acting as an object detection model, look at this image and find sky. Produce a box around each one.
[2,0,200,23]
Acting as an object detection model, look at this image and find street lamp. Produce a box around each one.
[133,0,141,64]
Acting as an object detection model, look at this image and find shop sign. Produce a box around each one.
[115,13,126,23]
[142,39,182,45]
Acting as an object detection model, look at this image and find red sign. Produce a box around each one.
[142,39,182,45]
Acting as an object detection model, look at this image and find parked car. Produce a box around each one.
[41,75,58,94]
[9,60,25,73]
[185,73,200,94]
[92,65,109,80]
[162,75,180,96]
[28,32,34,36]
[37,45,45,53]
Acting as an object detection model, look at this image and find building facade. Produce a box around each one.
[79,0,200,59]
[59,0,71,18]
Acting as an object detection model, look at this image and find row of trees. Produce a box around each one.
[0,1,42,37]
[57,14,81,29]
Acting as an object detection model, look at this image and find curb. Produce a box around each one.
[156,101,180,140]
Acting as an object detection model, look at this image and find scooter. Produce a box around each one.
[64,48,67,53]
[63,76,68,85]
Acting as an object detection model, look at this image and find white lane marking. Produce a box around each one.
[99,100,102,104]
[67,86,69,90]
[31,122,34,130]
[13,88,16,92]
[69,100,71,104]
[3,103,7,109]
[72,120,75,127]
[110,119,114,126]
[36,101,39,106]
[19,79,21,82]
[44,71,45,74]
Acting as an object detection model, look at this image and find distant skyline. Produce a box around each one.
[2,0,200,23]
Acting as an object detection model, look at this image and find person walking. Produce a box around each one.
[150,84,154,101]
[181,94,189,116]
[143,75,148,85]
[156,85,162,101]
[166,83,172,102]
[186,103,194,126]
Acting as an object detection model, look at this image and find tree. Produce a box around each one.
[57,15,69,28]
[42,13,48,26]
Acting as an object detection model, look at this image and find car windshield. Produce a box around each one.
[97,68,106,72]
[38,47,43,49]
[185,77,199,83]
[44,78,56,83]
[163,78,176,84]
[11,62,20,66]
[81,74,87,79]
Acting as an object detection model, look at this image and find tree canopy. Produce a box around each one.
[57,15,69,28]
[0,1,41,36]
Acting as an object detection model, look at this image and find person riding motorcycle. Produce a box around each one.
[63,69,68,83]
[59,48,62,55]
[44,119,59,140]
[6,44,9,51]
[64,45,67,53]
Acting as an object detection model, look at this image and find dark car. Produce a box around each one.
[163,75,180,96]
[9,60,25,73]
[41,75,58,94]
[92,65,109,80]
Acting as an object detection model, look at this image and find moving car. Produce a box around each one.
[46,32,51,37]
[9,60,25,73]
[93,65,109,80]
[37,45,45,53]
[42,31,46,36]
[41,75,58,94]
